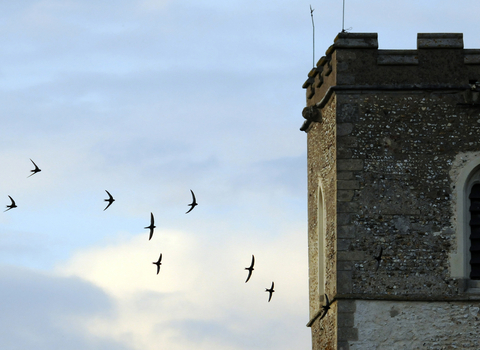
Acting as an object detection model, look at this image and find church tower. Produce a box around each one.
[302,32,480,349]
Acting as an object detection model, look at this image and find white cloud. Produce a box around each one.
[55,227,310,349]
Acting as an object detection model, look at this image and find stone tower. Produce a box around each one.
[302,33,480,349]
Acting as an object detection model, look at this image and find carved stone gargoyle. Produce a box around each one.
[300,105,322,132]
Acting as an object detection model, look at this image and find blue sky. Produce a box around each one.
[0,1,479,349]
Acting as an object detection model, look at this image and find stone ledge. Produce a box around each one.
[465,50,480,65]
[333,32,378,49]
[335,293,480,301]
[417,33,463,49]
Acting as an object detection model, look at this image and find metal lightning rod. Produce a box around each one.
[310,5,315,68]
[342,0,345,32]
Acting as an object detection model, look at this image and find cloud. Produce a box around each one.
[55,227,310,349]
[0,265,131,350]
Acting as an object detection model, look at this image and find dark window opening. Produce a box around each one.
[469,184,480,279]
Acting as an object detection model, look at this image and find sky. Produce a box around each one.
[0,1,479,349]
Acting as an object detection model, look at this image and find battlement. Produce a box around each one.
[303,32,480,105]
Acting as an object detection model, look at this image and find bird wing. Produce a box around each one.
[30,159,39,170]
[250,255,255,268]
[245,270,252,283]
[149,228,154,241]
[190,189,196,203]
[104,202,112,211]
[185,206,194,214]
[8,196,15,206]
[271,281,274,290]
[324,294,330,307]
[159,253,162,262]
[105,190,113,200]
[150,212,154,225]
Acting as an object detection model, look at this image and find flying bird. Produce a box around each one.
[103,190,115,211]
[265,281,275,302]
[186,189,198,214]
[145,212,156,240]
[374,246,383,272]
[319,294,332,321]
[244,255,255,283]
[153,253,162,274]
[28,159,41,177]
[4,196,17,212]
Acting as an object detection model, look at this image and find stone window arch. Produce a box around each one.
[317,182,326,297]
[450,154,480,288]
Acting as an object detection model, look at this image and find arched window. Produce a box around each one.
[450,157,480,289]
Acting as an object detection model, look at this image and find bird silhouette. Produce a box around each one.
[145,212,156,240]
[153,253,162,274]
[4,196,17,212]
[265,281,275,302]
[28,159,41,177]
[245,255,255,283]
[319,294,331,321]
[186,189,198,214]
[374,246,383,272]
[103,190,115,211]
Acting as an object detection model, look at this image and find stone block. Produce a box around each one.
[337,271,353,294]
[337,147,353,159]
[337,159,364,171]
[338,239,351,251]
[338,327,358,341]
[337,123,354,136]
[337,201,359,213]
[337,213,352,225]
[338,261,353,270]
[337,225,355,238]
[337,136,358,148]
[337,180,360,190]
[337,172,354,180]
[338,312,355,327]
[338,190,354,202]
[338,251,366,261]
[337,300,356,313]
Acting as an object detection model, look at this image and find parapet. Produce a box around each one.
[303,32,480,106]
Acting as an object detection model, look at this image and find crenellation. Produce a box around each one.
[303,33,480,114]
